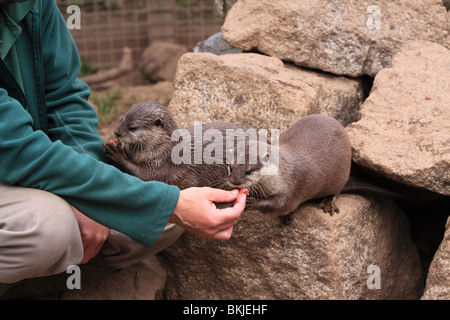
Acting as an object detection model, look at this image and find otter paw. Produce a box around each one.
[244,196,257,210]
[279,213,294,226]
[319,196,340,216]
[239,188,250,196]
[103,140,127,162]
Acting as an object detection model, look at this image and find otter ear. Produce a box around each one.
[153,112,166,127]
[261,152,271,164]
[154,118,163,127]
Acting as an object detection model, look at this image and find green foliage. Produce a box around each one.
[68,0,82,6]
[90,89,122,122]
[79,57,99,78]
[177,0,198,7]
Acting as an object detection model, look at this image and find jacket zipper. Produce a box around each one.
[0,57,27,109]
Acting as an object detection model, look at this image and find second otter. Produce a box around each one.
[227,114,352,222]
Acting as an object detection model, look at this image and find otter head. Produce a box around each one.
[115,102,178,163]
[227,140,279,197]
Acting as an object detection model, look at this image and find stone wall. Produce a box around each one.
[160,0,450,300]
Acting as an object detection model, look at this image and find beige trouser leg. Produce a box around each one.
[0,182,184,285]
[0,183,83,284]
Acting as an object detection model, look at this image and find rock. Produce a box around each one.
[169,52,363,130]
[62,256,167,300]
[159,194,423,300]
[139,41,189,83]
[222,0,450,77]
[421,216,450,300]
[193,32,242,55]
[2,256,166,300]
[214,0,238,18]
[346,41,450,196]
[81,47,143,89]
[447,7,450,48]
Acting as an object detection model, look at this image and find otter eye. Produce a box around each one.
[262,152,271,164]
[128,126,139,131]
[245,169,254,175]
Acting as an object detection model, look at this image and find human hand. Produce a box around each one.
[169,187,247,240]
[73,207,109,264]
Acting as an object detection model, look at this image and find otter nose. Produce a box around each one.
[114,130,121,138]
[228,176,242,187]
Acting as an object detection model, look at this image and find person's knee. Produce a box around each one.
[31,191,83,262]
[0,189,83,284]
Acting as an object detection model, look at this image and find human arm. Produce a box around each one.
[0,1,244,249]
[40,1,108,162]
[0,88,180,246]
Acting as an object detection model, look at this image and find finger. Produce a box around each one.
[206,188,239,203]
[80,241,103,264]
[213,193,247,226]
[233,192,248,206]
[80,247,91,264]
[212,226,234,241]
[233,193,247,210]
[80,240,97,264]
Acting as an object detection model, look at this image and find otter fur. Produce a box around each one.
[104,101,250,190]
[227,114,352,222]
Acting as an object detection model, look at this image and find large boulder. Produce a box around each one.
[346,41,450,196]
[222,0,450,77]
[214,0,238,18]
[159,194,423,300]
[2,256,166,300]
[61,256,167,300]
[421,216,450,300]
[169,52,363,130]
[139,41,189,83]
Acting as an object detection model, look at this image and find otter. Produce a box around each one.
[105,105,437,226]
[103,101,252,190]
[227,114,352,223]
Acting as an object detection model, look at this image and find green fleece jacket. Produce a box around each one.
[0,1,180,246]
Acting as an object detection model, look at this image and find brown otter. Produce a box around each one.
[103,101,252,190]
[227,114,352,223]
[105,104,438,226]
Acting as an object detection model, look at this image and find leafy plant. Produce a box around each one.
[90,89,122,122]
[177,0,197,7]
[79,57,99,78]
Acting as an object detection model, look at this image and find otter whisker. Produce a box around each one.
[210,179,232,191]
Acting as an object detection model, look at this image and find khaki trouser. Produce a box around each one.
[0,182,184,285]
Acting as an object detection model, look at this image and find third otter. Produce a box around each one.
[227,114,352,223]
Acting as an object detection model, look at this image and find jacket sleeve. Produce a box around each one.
[0,2,181,247]
[0,89,180,246]
[42,1,107,162]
